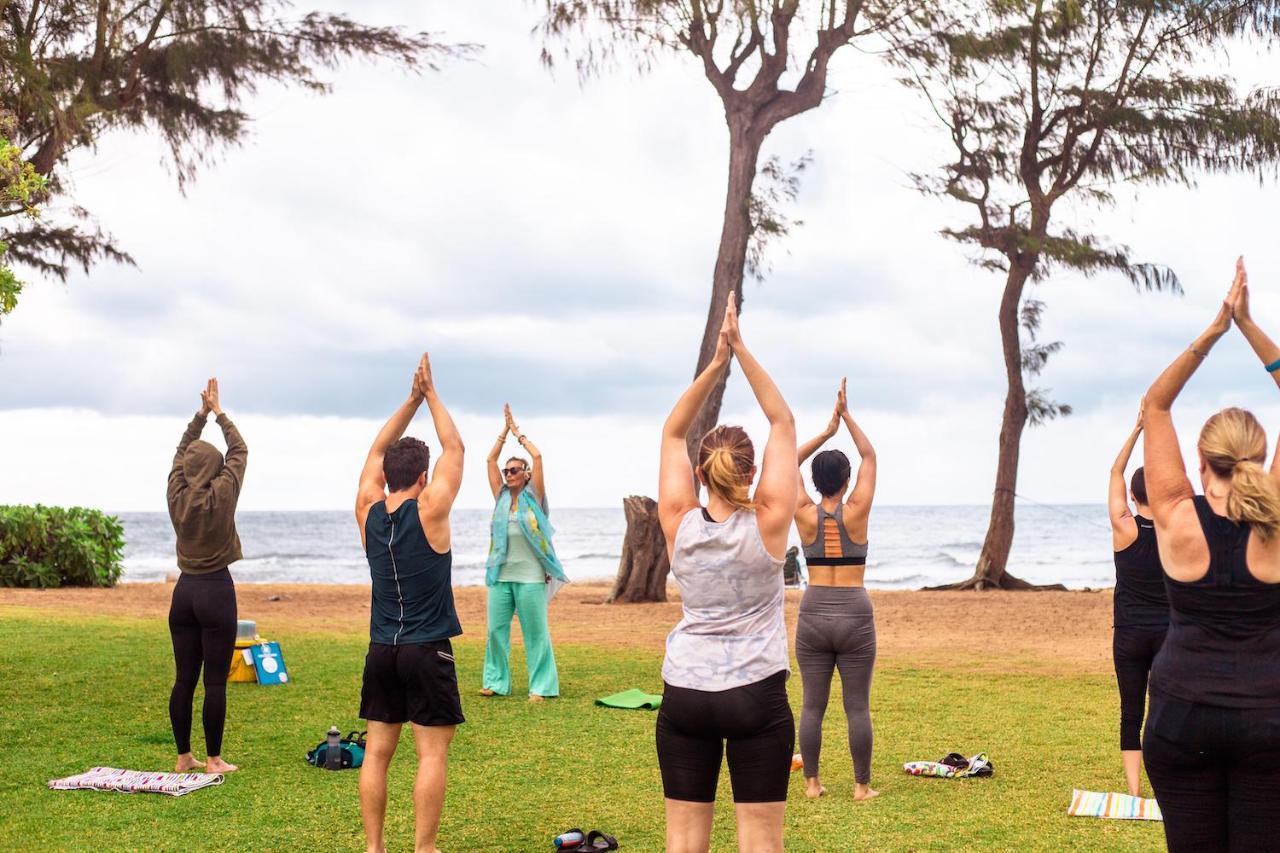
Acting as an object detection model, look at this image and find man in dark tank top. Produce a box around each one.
[353,354,466,853]
[1108,404,1169,798]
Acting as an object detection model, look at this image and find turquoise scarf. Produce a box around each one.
[485,487,568,587]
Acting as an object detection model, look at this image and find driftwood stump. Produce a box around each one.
[609,495,671,603]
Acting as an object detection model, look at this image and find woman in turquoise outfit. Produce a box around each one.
[481,404,568,702]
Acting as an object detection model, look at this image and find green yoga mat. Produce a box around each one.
[595,688,663,710]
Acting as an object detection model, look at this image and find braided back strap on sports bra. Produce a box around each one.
[802,503,868,566]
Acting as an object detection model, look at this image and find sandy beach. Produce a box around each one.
[0,582,1115,675]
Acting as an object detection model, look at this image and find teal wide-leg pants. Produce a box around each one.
[483,581,560,697]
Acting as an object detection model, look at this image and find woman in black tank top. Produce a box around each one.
[1142,258,1280,852]
[1107,399,1169,797]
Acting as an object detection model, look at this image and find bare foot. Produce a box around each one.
[205,756,238,773]
[527,694,547,704]
[479,688,497,697]
[804,778,826,799]
[853,784,880,802]
[174,754,205,773]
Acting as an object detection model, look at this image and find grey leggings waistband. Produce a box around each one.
[799,584,873,617]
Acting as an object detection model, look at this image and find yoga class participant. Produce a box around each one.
[354,354,465,853]
[793,378,879,802]
[481,404,568,702]
[656,295,797,853]
[1142,258,1280,852]
[166,377,246,775]
[1107,397,1167,797]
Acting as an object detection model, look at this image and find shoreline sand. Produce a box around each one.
[0,582,1115,675]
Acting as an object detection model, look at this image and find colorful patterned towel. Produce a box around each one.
[1066,789,1162,821]
[48,767,224,797]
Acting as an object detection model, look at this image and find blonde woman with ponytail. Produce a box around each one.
[655,294,797,853]
[1142,257,1280,852]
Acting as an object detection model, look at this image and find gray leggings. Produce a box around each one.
[795,585,876,784]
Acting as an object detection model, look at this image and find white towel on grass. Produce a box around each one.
[48,767,224,797]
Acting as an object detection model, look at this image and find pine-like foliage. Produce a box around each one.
[896,0,1280,406]
[0,1,472,283]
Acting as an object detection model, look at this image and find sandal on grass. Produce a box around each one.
[585,830,619,850]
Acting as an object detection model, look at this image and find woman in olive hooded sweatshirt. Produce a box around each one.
[166,378,247,773]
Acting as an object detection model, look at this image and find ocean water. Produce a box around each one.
[117,503,1116,589]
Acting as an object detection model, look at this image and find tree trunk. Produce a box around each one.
[610,118,764,604]
[609,496,671,603]
[932,257,1065,592]
[684,120,765,466]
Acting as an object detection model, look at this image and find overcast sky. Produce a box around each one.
[2,2,1279,511]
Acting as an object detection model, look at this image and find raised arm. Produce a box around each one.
[508,405,546,509]
[356,364,425,528]
[487,414,509,500]
[1231,260,1280,476]
[204,379,247,502]
[1144,281,1237,527]
[419,354,465,522]
[842,404,877,516]
[796,383,843,513]
[725,298,797,555]
[1109,400,1143,547]
[658,307,732,544]
[167,391,209,502]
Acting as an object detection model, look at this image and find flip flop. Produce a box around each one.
[939,752,969,770]
[553,828,586,849]
[585,830,619,850]
[967,753,994,777]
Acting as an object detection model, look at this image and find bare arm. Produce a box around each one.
[487,421,508,500]
[1109,401,1143,547]
[356,374,425,538]
[421,382,465,523]
[659,320,732,546]
[1145,296,1235,528]
[1230,259,1280,476]
[508,406,546,508]
[727,306,797,555]
[842,410,877,517]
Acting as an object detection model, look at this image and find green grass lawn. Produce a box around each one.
[0,607,1165,851]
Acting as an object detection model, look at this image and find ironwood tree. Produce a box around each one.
[0,109,46,323]
[0,0,470,297]
[894,0,1280,589]
[538,0,906,601]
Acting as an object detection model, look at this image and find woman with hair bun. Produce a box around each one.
[1143,258,1280,851]
[655,295,797,853]
[792,378,879,801]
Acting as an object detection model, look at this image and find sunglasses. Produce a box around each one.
[501,467,527,477]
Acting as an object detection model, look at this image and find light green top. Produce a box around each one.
[498,511,545,584]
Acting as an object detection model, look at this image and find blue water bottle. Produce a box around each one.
[553,829,585,849]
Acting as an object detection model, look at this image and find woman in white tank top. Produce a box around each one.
[655,295,797,853]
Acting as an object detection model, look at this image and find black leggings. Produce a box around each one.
[1113,625,1166,751]
[168,569,237,756]
[1144,692,1280,852]
[655,671,794,803]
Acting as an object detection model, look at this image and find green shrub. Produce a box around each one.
[0,505,125,588]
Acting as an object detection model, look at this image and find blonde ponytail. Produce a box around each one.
[698,425,756,511]
[1228,459,1280,539]
[1199,407,1280,538]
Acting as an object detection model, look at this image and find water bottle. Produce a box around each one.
[553,830,585,849]
[325,725,342,770]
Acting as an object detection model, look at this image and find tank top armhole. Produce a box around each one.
[671,507,703,555]
[749,510,786,566]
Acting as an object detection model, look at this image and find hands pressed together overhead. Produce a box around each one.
[198,378,223,417]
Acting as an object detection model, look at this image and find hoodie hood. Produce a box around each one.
[183,440,225,489]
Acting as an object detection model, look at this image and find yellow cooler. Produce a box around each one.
[229,620,260,683]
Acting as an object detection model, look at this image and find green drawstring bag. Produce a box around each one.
[305,730,366,770]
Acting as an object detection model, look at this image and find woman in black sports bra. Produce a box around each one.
[793,378,879,801]
[1107,397,1169,797]
[1143,258,1280,851]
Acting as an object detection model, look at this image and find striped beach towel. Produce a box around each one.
[1066,788,1162,821]
[48,767,224,797]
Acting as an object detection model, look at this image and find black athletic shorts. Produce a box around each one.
[656,670,794,803]
[360,640,465,727]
